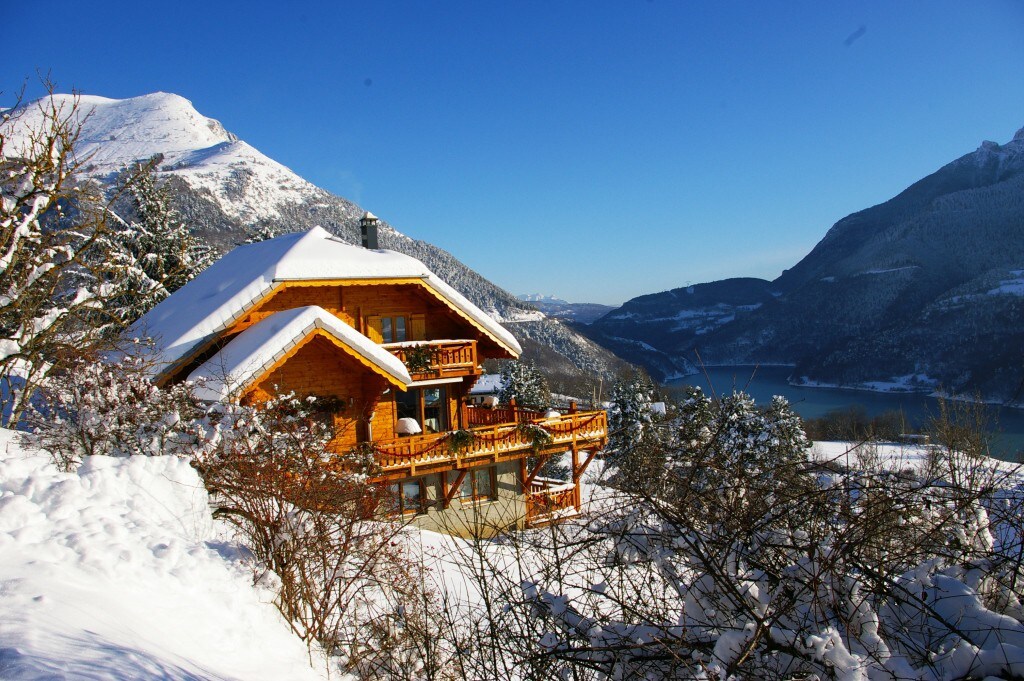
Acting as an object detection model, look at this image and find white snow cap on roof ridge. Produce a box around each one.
[187,305,412,402]
[129,227,521,376]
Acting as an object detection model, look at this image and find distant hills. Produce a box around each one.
[517,294,616,325]
[585,128,1024,404]
[5,93,631,391]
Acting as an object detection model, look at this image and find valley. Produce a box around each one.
[583,128,1024,406]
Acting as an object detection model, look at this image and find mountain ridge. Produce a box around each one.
[585,127,1024,404]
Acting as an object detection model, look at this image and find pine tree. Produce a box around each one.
[604,374,665,482]
[498,360,550,410]
[110,157,214,321]
[607,374,656,457]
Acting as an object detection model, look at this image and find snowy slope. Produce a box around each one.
[3,92,321,222]
[0,430,324,681]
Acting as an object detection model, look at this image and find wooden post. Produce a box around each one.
[442,469,467,508]
[524,454,551,489]
[571,444,580,511]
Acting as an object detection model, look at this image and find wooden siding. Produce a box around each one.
[245,335,388,448]
[224,281,503,353]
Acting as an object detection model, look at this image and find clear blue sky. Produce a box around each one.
[6,1,1024,305]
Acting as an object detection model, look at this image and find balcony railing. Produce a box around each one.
[369,409,608,480]
[525,477,581,526]
[383,340,478,381]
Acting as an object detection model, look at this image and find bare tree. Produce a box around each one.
[196,393,463,677]
[0,81,132,425]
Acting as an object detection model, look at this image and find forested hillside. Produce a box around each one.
[586,128,1024,403]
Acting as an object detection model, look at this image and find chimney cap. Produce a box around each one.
[361,211,378,222]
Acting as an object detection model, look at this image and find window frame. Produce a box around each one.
[390,477,427,515]
[395,386,449,434]
[448,467,497,504]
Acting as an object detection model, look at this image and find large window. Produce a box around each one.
[449,467,496,502]
[396,387,449,434]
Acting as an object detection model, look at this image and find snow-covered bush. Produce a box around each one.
[456,390,1024,680]
[0,86,135,426]
[25,347,203,469]
[196,393,454,677]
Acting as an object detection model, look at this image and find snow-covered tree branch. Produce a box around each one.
[0,85,132,426]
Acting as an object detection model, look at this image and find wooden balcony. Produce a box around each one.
[369,408,608,481]
[383,340,478,381]
[525,477,581,526]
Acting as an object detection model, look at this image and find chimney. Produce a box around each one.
[360,211,379,249]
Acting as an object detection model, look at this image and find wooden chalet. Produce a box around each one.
[130,223,607,534]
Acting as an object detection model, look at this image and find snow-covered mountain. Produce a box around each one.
[6,92,321,223]
[586,127,1024,403]
[5,92,630,388]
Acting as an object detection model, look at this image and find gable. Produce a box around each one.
[187,306,411,402]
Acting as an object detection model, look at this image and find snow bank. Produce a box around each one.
[0,430,323,681]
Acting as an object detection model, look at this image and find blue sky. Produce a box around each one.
[6,1,1024,305]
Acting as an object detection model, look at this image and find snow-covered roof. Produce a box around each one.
[130,227,521,377]
[187,306,412,402]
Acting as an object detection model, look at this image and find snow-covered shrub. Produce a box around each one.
[196,393,455,677]
[0,86,138,427]
[460,390,1024,680]
[26,347,203,469]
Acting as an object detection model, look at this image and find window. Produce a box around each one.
[390,478,426,514]
[381,316,406,343]
[367,315,409,344]
[449,467,496,502]
[422,387,446,433]
[395,387,449,434]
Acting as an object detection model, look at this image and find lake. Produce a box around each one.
[666,366,1024,462]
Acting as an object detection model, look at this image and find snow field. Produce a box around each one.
[0,429,323,681]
